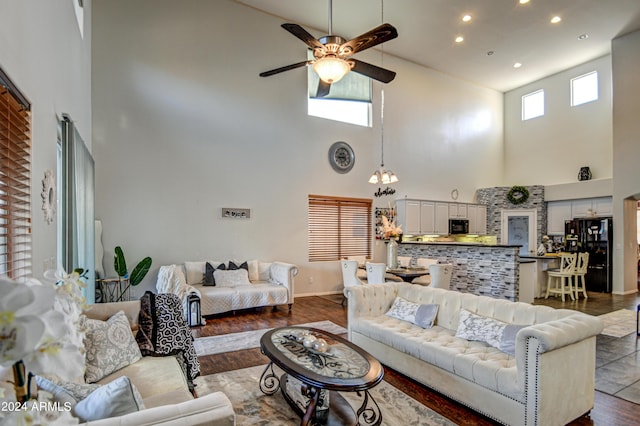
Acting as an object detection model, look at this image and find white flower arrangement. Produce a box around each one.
[1,269,87,425]
[380,215,403,240]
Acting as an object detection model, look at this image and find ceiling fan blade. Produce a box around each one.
[339,23,398,56]
[259,60,312,77]
[350,59,396,83]
[316,80,331,98]
[281,23,325,51]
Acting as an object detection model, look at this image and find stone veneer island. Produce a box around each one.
[397,241,522,301]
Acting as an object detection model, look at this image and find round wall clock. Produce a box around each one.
[328,141,355,174]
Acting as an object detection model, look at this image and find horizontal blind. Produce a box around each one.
[308,195,372,262]
[0,85,32,280]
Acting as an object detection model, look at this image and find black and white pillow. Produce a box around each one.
[204,262,226,286]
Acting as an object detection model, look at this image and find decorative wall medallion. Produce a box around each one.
[41,169,56,224]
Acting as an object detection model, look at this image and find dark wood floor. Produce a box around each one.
[194,291,640,425]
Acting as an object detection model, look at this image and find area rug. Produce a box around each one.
[194,321,348,357]
[195,365,455,425]
[598,309,637,338]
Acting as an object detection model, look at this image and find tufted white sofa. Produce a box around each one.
[346,282,604,426]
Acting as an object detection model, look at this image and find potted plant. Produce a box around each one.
[114,246,152,299]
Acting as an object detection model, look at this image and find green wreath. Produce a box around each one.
[506,186,530,205]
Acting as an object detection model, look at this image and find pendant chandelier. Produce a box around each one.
[369,0,398,185]
[368,89,398,184]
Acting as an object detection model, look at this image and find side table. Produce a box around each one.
[97,277,131,302]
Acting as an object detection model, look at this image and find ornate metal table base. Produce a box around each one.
[259,362,382,426]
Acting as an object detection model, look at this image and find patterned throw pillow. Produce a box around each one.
[83,311,142,383]
[213,269,252,287]
[385,297,439,329]
[455,309,526,356]
[204,261,226,286]
[73,376,145,422]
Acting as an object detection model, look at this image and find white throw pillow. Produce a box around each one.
[184,261,206,284]
[258,262,271,281]
[385,297,439,329]
[73,376,145,422]
[455,309,525,356]
[83,311,142,383]
[214,269,252,287]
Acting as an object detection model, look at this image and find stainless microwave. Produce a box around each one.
[449,219,469,234]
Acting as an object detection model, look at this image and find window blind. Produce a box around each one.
[0,76,32,280]
[308,195,372,262]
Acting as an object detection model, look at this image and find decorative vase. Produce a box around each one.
[578,166,592,181]
[386,238,398,269]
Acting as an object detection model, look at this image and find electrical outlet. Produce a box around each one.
[308,276,314,285]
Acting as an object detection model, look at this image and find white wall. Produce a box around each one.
[504,56,612,185]
[612,29,640,295]
[0,0,92,277]
[91,0,504,296]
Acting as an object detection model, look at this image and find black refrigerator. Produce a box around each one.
[564,217,613,293]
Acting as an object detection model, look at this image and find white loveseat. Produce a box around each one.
[158,260,298,316]
[346,282,604,426]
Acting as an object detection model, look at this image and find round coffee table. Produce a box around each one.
[259,326,384,426]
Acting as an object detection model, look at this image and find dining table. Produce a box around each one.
[386,267,429,282]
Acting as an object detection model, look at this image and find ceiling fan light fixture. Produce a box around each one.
[313,56,351,84]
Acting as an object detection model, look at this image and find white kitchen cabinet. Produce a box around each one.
[434,202,450,234]
[547,197,612,235]
[449,203,467,219]
[419,201,436,234]
[570,199,593,218]
[396,199,421,235]
[571,196,613,218]
[468,204,487,235]
[592,197,613,216]
[547,200,572,235]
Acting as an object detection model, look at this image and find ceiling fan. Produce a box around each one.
[259,0,398,97]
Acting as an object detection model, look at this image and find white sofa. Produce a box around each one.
[346,282,604,426]
[160,260,298,316]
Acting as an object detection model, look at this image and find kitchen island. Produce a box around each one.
[397,241,525,302]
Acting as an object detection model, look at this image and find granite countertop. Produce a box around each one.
[399,241,521,248]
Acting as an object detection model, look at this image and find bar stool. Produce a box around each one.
[573,252,589,299]
[545,252,577,302]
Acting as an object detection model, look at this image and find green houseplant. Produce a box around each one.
[114,246,152,290]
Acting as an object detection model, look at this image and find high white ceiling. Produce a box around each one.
[235,0,640,92]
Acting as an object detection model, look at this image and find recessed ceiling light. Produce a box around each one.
[519,0,530,4]
[455,36,464,43]
[578,33,589,40]
[513,62,522,68]
[550,16,562,24]
[462,14,472,22]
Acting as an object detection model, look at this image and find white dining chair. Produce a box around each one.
[346,255,369,281]
[366,262,388,285]
[341,260,365,306]
[545,252,577,302]
[572,252,589,299]
[398,256,412,268]
[428,264,453,289]
[411,258,438,286]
